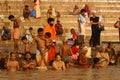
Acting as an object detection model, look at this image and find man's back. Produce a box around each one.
[60,44,72,56]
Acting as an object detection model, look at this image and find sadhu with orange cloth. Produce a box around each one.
[44,18,56,63]
[44,18,56,41]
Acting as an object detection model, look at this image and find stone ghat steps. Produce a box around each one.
[0,0,119,41]
[40,0,120,2]
[0,1,120,18]
[19,18,119,41]
[20,18,117,29]
[21,19,117,28]
[1,12,119,19]
[21,25,119,41]
[20,16,117,23]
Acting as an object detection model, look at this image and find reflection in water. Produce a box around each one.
[0,66,120,80]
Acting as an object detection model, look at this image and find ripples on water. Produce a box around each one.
[0,66,120,80]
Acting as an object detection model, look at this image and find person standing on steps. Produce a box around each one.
[8,15,20,53]
[34,0,41,19]
[89,10,101,48]
[77,9,86,45]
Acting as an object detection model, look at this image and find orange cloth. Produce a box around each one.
[44,24,56,41]
[48,45,56,62]
[11,28,20,40]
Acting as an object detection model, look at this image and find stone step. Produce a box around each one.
[0,0,119,42]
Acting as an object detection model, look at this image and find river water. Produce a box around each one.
[0,41,120,80]
[0,66,120,80]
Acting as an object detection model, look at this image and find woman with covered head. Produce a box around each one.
[106,42,117,65]
[78,46,89,69]
[72,5,80,15]
[95,45,110,68]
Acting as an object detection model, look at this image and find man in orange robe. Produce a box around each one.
[44,18,56,41]
[44,18,56,63]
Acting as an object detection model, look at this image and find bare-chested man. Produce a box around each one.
[52,54,66,71]
[60,39,73,68]
[8,15,20,53]
[31,28,48,70]
[6,52,20,72]
[22,52,36,71]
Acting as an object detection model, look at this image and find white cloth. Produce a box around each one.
[25,29,33,43]
[78,14,86,35]
[52,8,56,17]
[36,49,48,57]
[65,32,72,40]
[99,15,103,22]
[1,30,4,36]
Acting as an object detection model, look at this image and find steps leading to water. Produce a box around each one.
[0,0,120,41]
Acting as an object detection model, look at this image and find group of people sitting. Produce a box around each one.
[23,4,61,21]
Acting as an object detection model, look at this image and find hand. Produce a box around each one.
[98,22,101,25]
[30,63,34,65]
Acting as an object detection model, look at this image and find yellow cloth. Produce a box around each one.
[85,47,92,58]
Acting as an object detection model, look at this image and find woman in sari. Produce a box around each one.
[34,0,41,18]
[95,45,110,68]
[78,46,89,69]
